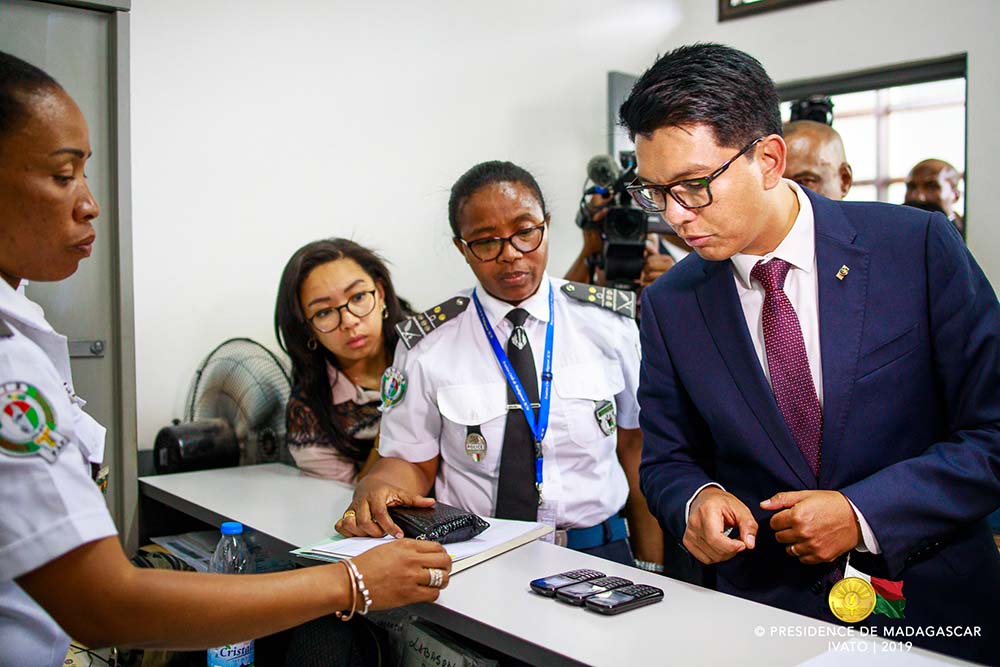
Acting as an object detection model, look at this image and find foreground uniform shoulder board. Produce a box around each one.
[395,296,471,350]
[561,282,637,319]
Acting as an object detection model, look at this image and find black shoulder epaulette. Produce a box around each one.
[0,318,12,339]
[561,282,637,319]
[395,296,471,350]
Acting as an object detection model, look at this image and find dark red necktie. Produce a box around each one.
[751,258,823,477]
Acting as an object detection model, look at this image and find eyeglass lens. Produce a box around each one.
[467,225,545,261]
[311,290,377,333]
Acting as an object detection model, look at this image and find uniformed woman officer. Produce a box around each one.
[337,161,664,567]
[0,51,450,665]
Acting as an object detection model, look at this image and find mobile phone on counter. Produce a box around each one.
[554,576,633,606]
[529,569,606,597]
[584,583,664,615]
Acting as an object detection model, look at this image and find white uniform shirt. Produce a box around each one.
[0,280,117,667]
[379,275,640,529]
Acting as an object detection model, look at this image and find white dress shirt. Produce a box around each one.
[687,181,880,554]
[379,274,641,529]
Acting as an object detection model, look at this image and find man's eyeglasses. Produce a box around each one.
[307,289,377,333]
[456,223,546,262]
[626,136,764,212]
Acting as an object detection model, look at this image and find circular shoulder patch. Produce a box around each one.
[0,382,68,462]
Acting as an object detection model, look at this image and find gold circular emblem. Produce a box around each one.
[828,576,876,623]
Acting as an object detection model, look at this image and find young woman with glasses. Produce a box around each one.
[335,161,665,570]
[275,238,412,483]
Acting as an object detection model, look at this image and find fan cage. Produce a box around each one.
[184,337,293,465]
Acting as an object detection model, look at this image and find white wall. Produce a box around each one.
[131,0,998,450]
[129,0,683,448]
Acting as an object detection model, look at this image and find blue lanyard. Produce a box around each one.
[471,284,554,500]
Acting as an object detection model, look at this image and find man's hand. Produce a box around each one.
[762,490,862,564]
[684,486,758,564]
[641,254,675,287]
[639,235,675,287]
[336,478,435,539]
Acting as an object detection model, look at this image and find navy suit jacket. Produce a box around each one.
[638,190,1000,663]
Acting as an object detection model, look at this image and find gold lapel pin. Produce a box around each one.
[836,265,850,281]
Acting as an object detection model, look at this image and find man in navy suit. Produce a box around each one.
[622,44,1000,664]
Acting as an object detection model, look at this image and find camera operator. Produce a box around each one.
[564,154,686,289]
[564,155,705,587]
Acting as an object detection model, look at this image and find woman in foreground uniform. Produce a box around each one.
[0,50,450,666]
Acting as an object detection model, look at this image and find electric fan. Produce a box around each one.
[154,338,293,473]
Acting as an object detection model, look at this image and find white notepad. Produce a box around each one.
[292,517,552,574]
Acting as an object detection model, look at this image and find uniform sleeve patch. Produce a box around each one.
[378,366,408,412]
[0,382,68,462]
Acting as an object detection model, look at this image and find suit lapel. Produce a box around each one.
[808,192,870,488]
[695,261,816,488]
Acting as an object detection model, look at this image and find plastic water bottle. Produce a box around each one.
[207,522,255,667]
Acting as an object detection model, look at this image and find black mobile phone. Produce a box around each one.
[584,583,664,615]
[554,576,633,606]
[529,569,606,597]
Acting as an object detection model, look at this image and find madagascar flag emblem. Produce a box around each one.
[844,562,906,619]
[870,576,906,619]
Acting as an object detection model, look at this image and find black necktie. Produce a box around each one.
[495,308,540,520]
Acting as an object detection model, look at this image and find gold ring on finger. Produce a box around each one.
[342,509,357,520]
[789,544,798,557]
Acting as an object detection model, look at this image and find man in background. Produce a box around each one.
[783,120,852,200]
[904,158,963,236]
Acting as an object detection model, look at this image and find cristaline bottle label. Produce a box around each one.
[207,640,254,667]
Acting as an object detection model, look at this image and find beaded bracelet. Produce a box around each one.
[334,560,357,621]
[345,559,373,615]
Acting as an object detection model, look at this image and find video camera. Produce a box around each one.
[789,95,835,126]
[576,151,670,288]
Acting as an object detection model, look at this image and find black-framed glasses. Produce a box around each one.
[456,223,547,262]
[626,136,764,212]
[307,289,378,333]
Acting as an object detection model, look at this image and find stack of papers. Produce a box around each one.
[293,517,552,574]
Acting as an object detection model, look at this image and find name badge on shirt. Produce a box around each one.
[594,399,617,436]
[0,381,69,462]
[465,432,487,463]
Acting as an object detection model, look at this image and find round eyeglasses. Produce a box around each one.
[456,223,546,262]
[307,289,377,333]
[626,137,764,212]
